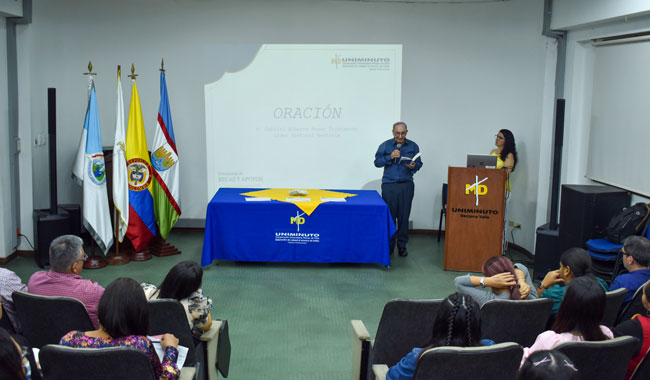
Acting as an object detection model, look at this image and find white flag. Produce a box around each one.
[113,70,129,242]
[76,79,114,253]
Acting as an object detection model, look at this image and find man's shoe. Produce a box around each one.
[398,248,408,257]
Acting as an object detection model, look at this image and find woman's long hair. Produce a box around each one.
[98,278,149,338]
[552,276,608,341]
[0,328,25,380]
[482,256,522,300]
[418,292,481,360]
[499,129,518,171]
[158,261,203,301]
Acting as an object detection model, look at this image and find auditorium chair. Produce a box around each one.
[437,183,447,242]
[480,298,553,347]
[148,299,231,380]
[602,287,629,327]
[12,291,94,348]
[371,342,522,380]
[555,335,639,380]
[40,345,157,380]
[616,280,650,324]
[351,298,442,380]
[586,220,650,283]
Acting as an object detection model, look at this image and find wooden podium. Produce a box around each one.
[443,167,506,272]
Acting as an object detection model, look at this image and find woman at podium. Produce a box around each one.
[489,129,518,193]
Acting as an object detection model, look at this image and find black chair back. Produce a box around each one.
[555,335,639,380]
[617,280,650,324]
[12,291,94,348]
[480,298,553,347]
[369,298,442,377]
[147,299,197,367]
[40,344,157,380]
[630,346,650,380]
[413,342,522,380]
[602,287,629,326]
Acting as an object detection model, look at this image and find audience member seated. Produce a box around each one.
[142,260,213,336]
[27,235,104,328]
[613,281,650,379]
[59,277,180,380]
[0,327,30,380]
[385,292,493,380]
[610,236,650,305]
[521,276,613,365]
[517,350,579,380]
[0,267,27,330]
[537,248,608,317]
[454,256,537,306]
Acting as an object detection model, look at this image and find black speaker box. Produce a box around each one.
[534,223,561,281]
[33,209,73,268]
[559,185,630,252]
[58,204,82,236]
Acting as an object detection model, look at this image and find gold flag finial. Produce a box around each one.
[118,65,121,79]
[84,61,97,76]
[128,64,138,80]
[160,58,165,73]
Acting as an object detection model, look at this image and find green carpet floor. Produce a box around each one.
[3,231,530,379]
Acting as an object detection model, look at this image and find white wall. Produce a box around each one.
[556,2,650,204]
[19,0,553,252]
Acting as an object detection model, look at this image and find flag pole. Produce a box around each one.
[108,64,130,266]
[81,61,107,269]
[126,63,152,262]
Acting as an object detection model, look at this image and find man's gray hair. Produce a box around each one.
[623,235,650,267]
[49,235,84,272]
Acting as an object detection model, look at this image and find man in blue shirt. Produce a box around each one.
[610,235,650,304]
[374,122,423,256]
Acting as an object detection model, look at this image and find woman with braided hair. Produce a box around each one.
[386,293,492,380]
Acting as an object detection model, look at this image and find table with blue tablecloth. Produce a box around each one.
[201,188,396,266]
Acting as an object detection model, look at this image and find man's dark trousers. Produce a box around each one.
[381,181,415,251]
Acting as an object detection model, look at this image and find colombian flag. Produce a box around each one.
[125,80,156,251]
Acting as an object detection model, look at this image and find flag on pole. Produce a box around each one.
[125,79,156,252]
[112,67,129,242]
[151,70,181,239]
[72,79,114,253]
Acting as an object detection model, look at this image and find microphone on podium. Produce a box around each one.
[394,143,402,164]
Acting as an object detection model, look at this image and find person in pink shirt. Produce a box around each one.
[27,235,104,328]
[521,276,613,366]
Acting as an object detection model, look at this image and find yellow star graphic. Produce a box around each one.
[241,188,357,216]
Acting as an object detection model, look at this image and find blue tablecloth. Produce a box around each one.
[201,188,395,266]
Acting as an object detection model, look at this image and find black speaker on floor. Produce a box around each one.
[33,209,73,268]
[559,185,630,252]
[33,88,78,268]
[534,223,561,281]
[58,204,82,236]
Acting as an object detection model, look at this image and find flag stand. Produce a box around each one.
[84,237,107,269]
[107,208,130,265]
[149,228,181,257]
[129,246,152,261]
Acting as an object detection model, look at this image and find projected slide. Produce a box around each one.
[205,44,402,197]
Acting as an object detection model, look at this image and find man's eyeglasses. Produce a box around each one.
[78,254,88,262]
